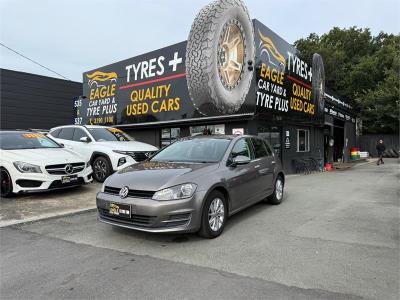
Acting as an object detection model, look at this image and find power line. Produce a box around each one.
[0,42,71,81]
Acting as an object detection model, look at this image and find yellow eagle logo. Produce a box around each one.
[258,29,286,67]
[86,71,118,87]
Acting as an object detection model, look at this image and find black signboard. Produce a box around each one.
[77,41,255,126]
[253,20,324,125]
[76,18,325,127]
[324,104,356,123]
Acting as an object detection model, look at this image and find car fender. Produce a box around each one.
[201,182,232,215]
[90,152,114,170]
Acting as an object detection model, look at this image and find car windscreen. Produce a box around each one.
[87,128,134,142]
[0,132,61,150]
[150,138,230,163]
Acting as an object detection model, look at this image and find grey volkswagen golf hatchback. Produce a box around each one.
[96,135,285,238]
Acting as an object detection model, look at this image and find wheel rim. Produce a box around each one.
[94,160,107,180]
[275,179,283,200]
[208,198,225,232]
[217,19,245,90]
[1,170,11,196]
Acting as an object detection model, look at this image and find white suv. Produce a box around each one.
[49,125,158,182]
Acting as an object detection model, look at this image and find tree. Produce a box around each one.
[294,27,399,134]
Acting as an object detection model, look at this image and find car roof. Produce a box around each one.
[187,134,256,140]
[50,124,112,130]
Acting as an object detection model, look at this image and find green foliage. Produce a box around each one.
[295,27,399,133]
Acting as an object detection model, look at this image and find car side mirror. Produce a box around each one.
[80,136,91,143]
[60,143,65,147]
[231,155,251,167]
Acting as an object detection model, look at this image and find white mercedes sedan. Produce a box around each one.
[0,131,93,197]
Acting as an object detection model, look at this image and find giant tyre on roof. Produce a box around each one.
[312,53,325,115]
[186,0,255,116]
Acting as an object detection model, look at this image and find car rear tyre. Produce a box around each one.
[267,175,284,205]
[1,168,14,198]
[186,0,255,116]
[199,190,227,238]
[92,156,112,182]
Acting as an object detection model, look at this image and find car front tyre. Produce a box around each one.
[1,168,14,198]
[92,156,112,183]
[199,190,227,239]
[267,175,284,205]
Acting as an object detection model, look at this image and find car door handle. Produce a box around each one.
[271,161,276,164]
[254,165,260,169]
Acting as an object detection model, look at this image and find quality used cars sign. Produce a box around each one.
[78,42,193,126]
[253,19,324,124]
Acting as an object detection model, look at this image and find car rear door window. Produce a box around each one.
[251,138,268,158]
[262,140,273,156]
[231,138,253,160]
[50,128,62,138]
[58,127,74,140]
[72,128,88,141]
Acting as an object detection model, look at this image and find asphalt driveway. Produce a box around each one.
[1,159,399,299]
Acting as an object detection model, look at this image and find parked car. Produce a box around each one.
[0,131,93,198]
[49,125,158,182]
[96,135,285,238]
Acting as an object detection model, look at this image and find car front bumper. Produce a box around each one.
[12,167,93,194]
[96,190,207,233]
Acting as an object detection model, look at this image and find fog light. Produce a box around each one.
[118,157,126,167]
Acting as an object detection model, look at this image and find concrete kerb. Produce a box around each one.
[1,207,97,228]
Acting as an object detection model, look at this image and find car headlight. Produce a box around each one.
[113,150,128,155]
[13,161,42,173]
[101,183,105,192]
[152,183,197,201]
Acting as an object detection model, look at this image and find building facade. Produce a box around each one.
[0,68,82,130]
[75,18,356,174]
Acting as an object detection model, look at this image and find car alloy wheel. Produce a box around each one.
[275,178,283,200]
[94,159,108,181]
[208,197,225,232]
[0,168,13,197]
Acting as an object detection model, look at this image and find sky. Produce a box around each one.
[0,0,399,82]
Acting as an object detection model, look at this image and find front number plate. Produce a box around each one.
[61,175,78,184]
[109,203,131,218]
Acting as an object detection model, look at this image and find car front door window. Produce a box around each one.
[73,128,89,142]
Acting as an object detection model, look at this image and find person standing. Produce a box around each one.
[376,140,386,165]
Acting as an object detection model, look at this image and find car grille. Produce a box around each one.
[98,208,156,227]
[104,186,155,199]
[45,162,85,175]
[125,151,156,162]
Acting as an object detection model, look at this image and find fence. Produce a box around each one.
[358,134,399,157]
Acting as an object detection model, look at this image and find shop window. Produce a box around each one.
[297,129,310,152]
[161,128,180,147]
[190,124,225,136]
